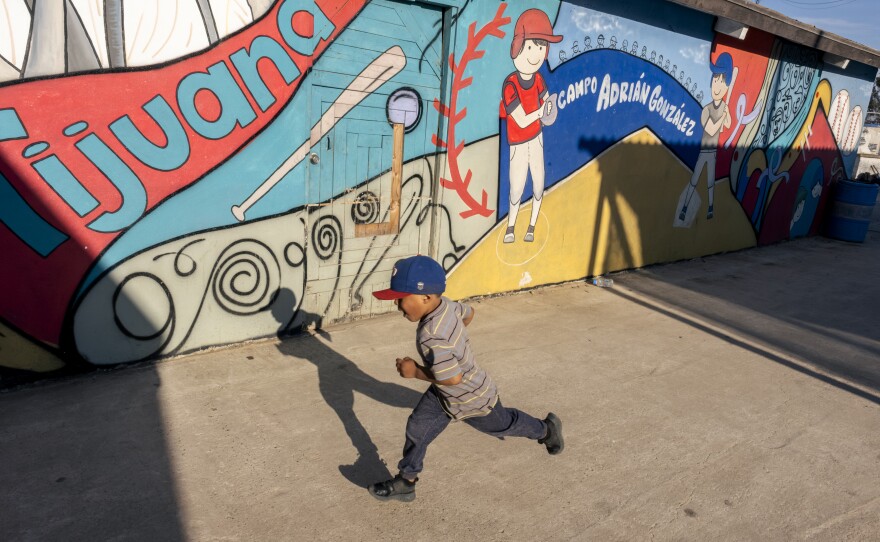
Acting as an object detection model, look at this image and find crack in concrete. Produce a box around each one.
[803,494,880,537]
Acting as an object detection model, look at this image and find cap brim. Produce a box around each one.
[529,33,563,43]
[372,289,411,300]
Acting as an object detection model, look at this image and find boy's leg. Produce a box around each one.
[463,398,545,439]
[397,387,452,480]
[370,388,451,502]
[464,399,564,455]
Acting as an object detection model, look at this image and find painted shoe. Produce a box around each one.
[524,225,535,242]
[503,226,515,243]
[707,205,714,219]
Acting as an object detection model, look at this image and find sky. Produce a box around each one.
[754,0,880,52]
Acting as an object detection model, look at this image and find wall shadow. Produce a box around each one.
[610,202,880,401]
[272,288,421,488]
[0,365,185,540]
[568,126,880,398]
[560,131,880,401]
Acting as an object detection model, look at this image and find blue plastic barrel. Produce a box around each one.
[824,180,879,243]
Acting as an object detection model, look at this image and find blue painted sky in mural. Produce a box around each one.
[498,48,703,218]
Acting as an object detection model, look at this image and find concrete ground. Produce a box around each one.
[2,214,879,541]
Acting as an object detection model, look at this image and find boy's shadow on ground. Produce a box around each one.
[272,289,421,488]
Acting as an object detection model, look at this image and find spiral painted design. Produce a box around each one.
[312,215,342,261]
[113,273,174,341]
[284,242,306,268]
[211,240,280,315]
[152,238,203,277]
[351,191,380,225]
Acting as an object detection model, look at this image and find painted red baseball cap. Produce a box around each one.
[511,9,563,58]
[372,255,446,300]
[516,9,562,43]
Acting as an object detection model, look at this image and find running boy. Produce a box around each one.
[369,255,563,502]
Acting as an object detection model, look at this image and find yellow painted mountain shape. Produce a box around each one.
[446,128,757,299]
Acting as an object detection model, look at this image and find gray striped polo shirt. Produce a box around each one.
[417,297,498,420]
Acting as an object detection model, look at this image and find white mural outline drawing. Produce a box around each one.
[231,45,406,222]
[798,124,814,162]
[494,210,550,266]
[751,147,789,228]
[723,92,763,149]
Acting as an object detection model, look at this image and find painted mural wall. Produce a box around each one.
[0,0,874,382]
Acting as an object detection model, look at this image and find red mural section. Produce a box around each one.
[0,0,365,346]
[758,108,841,244]
[713,29,774,180]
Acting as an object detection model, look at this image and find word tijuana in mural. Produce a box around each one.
[0,0,334,256]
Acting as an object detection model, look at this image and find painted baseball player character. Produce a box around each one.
[501,9,562,243]
[679,52,734,221]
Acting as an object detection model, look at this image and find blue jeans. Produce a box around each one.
[398,387,547,480]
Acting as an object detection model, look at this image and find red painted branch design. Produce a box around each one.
[432,4,510,219]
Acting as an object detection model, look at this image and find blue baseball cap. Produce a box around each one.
[373,255,446,300]
[710,52,734,84]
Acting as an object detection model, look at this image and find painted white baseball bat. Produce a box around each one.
[232,45,407,222]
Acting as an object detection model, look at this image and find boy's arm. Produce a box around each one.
[462,305,475,327]
[396,357,462,385]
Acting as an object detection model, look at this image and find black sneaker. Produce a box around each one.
[538,413,564,455]
[368,474,417,502]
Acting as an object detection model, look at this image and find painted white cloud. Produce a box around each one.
[571,9,622,35]
[679,43,709,63]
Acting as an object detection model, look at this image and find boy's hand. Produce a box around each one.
[396,357,418,379]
